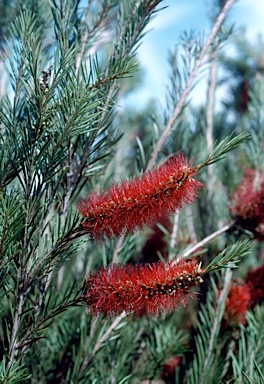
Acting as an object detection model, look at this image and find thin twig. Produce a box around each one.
[205,50,217,237]
[206,50,217,152]
[79,312,127,376]
[26,224,84,286]
[199,268,232,384]
[17,296,83,350]
[92,312,126,357]
[7,293,24,370]
[75,3,114,76]
[220,339,236,381]
[179,221,235,259]
[91,312,126,356]
[169,213,179,260]
[7,85,41,368]
[186,205,198,243]
[147,0,235,170]
[112,234,126,264]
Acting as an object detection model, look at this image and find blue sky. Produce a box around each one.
[124,0,264,109]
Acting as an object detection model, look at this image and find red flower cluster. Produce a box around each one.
[245,264,264,308]
[77,154,202,239]
[230,169,264,240]
[224,282,251,325]
[83,259,203,317]
[161,356,181,382]
[223,264,264,326]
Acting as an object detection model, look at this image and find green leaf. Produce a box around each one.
[204,240,251,274]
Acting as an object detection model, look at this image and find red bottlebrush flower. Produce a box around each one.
[245,264,264,308]
[161,356,181,383]
[83,259,203,317]
[224,283,251,325]
[230,168,264,240]
[77,153,202,239]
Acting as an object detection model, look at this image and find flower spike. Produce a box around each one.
[77,153,202,239]
[83,259,203,317]
[230,168,264,240]
[224,282,251,325]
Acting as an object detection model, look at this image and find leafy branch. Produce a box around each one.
[203,240,251,274]
[17,295,83,351]
[185,270,233,384]
[194,132,251,171]
[147,0,236,170]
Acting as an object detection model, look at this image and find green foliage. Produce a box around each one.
[204,240,251,273]
[196,131,251,169]
[0,356,30,383]
[231,305,264,383]
[185,271,232,384]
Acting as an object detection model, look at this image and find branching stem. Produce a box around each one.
[147,0,235,170]
[79,312,127,377]
[17,296,83,350]
[198,268,232,384]
[169,213,179,260]
[7,293,24,370]
[205,49,217,236]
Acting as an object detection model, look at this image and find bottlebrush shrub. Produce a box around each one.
[224,282,251,325]
[77,153,202,239]
[230,168,264,240]
[83,258,203,316]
